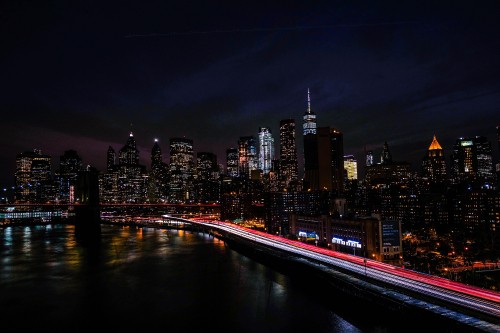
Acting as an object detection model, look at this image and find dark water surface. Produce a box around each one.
[0,224,395,332]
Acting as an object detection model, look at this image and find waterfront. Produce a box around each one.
[0,223,400,333]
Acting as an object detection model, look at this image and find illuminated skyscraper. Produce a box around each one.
[303,88,319,190]
[100,146,119,202]
[279,118,299,188]
[238,136,258,178]
[421,135,447,185]
[365,150,374,167]
[258,127,275,175]
[15,149,52,203]
[150,138,168,202]
[226,148,239,177]
[344,155,358,180]
[303,88,317,136]
[151,138,163,169]
[119,132,139,165]
[450,136,493,185]
[116,132,147,203]
[169,137,194,203]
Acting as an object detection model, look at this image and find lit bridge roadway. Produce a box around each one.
[157,217,500,331]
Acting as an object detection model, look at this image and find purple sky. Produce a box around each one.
[1,1,499,187]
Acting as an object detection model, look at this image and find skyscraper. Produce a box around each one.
[150,138,168,202]
[151,138,163,170]
[238,136,258,178]
[330,128,344,192]
[119,132,139,165]
[279,118,299,188]
[195,152,219,203]
[303,88,317,136]
[116,132,147,203]
[106,146,116,172]
[344,155,358,180]
[317,127,344,192]
[381,141,392,164]
[365,150,374,167]
[303,88,319,190]
[226,148,239,177]
[258,127,275,175]
[57,150,83,203]
[169,137,194,203]
[450,136,494,185]
[421,135,447,185]
[100,147,119,203]
[15,149,52,203]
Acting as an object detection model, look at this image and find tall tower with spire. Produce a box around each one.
[303,88,319,190]
[422,135,447,185]
[303,88,317,136]
[119,132,139,166]
[151,138,163,169]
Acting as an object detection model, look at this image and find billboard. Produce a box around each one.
[298,231,319,240]
[382,220,400,247]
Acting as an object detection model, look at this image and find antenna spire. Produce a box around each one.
[307,88,311,114]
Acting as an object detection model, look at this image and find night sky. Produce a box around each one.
[1,1,500,187]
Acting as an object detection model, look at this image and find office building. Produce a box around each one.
[169,137,194,203]
[258,127,275,175]
[56,149,82,203]
[226,148,239,178]
[279,118,299,189]
[238,136,258,178]
[450,136,494,185]
[15,149,52,203]
[344,155,358,180]
[421,135,447,185]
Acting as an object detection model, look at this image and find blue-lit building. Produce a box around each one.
[258,127,275,175]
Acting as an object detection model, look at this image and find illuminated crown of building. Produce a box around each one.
[428,135,443,150]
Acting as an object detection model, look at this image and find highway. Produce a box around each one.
[190,219,500,323]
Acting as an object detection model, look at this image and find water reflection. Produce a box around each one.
[0,224,377,332]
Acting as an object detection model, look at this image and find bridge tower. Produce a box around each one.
[74,166,101,242]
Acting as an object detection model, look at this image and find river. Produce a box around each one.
[0,223,399,332]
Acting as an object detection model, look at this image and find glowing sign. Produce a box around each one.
[332,237,362,248]
[460,140,473,147]
[298,231,319,240]
[382,220,400,246]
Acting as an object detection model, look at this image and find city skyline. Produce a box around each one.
[2,1,500,186]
